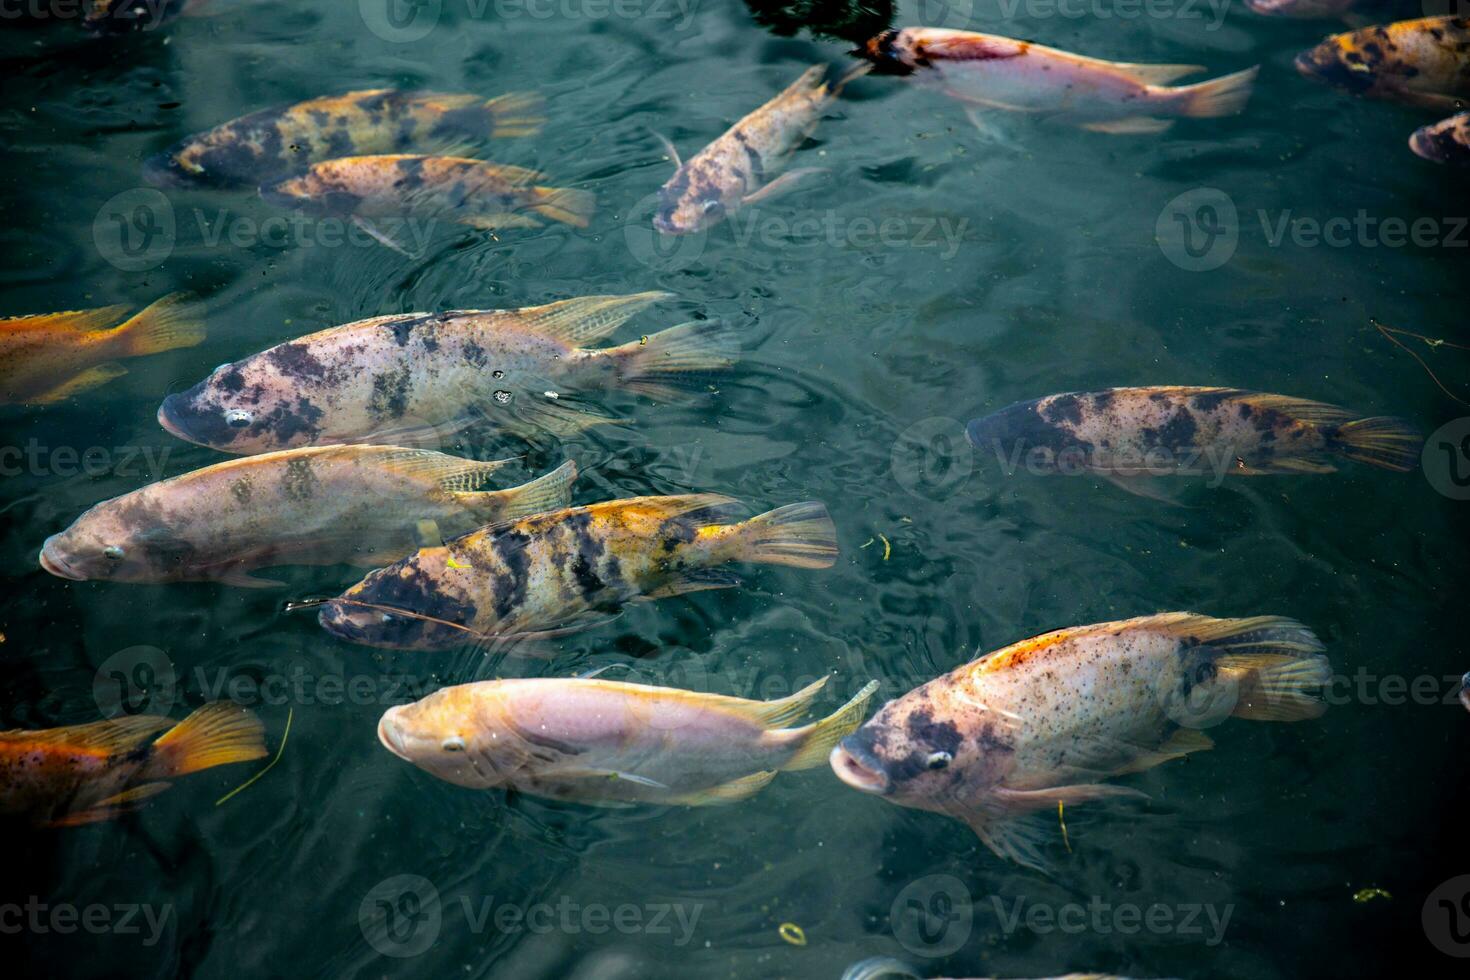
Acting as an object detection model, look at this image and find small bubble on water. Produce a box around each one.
[493,390,512,404]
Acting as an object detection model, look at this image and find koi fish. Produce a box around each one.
[39,446,575,588]
[653,63,868,235]
[144,89,543,188]
[156,292,735,454]
[858,27,1259,135]
[1411,112,1470,166]
[1296,16,1470,109]
[830,613,1331,870]
[319,494,839,651]
[0,294,204,406]
[377,675,878,805]
[259,154,594,250]
[0,702,267,827]
[965,386,1420,499]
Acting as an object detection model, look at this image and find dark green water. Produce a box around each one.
[2,2,1467,978]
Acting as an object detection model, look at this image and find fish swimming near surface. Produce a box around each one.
[156,292,735,454]
[653,62,869,235]
[830,613,1331,870]
[144,89,543,188]
[965,386,1420,499]
[1296,16,1470,109]
[377,674,879,805]
[39,446,576,588]
[1,294,204,406]
[1246,0,1413,19]
[259,154,595,251]
[319,494,839,651]
[1411,112,1470,166]
[0,702,267,827]
[858,27,1259,135]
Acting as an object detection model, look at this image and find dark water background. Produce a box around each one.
[2,1,1468,977]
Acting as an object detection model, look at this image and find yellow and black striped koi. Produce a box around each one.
[1296,16,1470,109]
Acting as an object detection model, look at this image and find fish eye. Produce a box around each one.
[701,200,723,215]
[441,736,465,753]
[102,545,125,562]
[925,751,952,771]
[224,409,253,429]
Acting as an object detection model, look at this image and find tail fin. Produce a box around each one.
[1331,416,1422,472]
[144,702,267,779]
[783,680,880,770]
[606,319,738,400]
[1173,65,1259,118]
[484,91,545,139]
[731,501,838,569]
[530,186,596,228]
[1220,651,1334,722]
[460,459,577,522]
[112,293,206,358]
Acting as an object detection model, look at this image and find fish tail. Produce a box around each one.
[143,702,267,779]
[484,91,546,138]
[530,186,596,228]
[1172,65,1259,118]
[1329,416,1422,472]
[730,501,838,569]
[459,459,577,521]
[605,319,738,400]
[783,680,880,770]
[111,293,206,357]
[1160,614,1330,722]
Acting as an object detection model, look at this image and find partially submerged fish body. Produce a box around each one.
[859,28,1258,134]
[156,292,736,453]
[319,494,839,650]
[1411,112,1470,166]
[39,446,576,587]
[377,675,878,805]
[1246,0,1389,18]
[0,703,266,827]
[965,387,1421,493]
[830,613,1331,869]
[144,89,544,188]
[654,63,863,234]
[0,294,204,406]
[260,155,595,231]
[1296,17,1470,108]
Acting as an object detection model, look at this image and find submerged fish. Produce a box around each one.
[965,386,1420,499]
[840,961,1144,980]
[0,702,266,827]
[858,27,1258,135]
[156,292,735,454]
[830,613,1331,869]
[144,89,543,188]
[377,675,878,805]
[0,294,204,406]
[319,494,838,651]
[260,154,594,247]
[654,63,868,235]
[1411,112,1470,166]
[1296,16,1470,109]
[39,446,575,588]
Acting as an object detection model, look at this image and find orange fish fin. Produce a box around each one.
[29,363,129,404]
[112,293,206,357]
[1231,391,1354,426]
[1330,416,1421,472]
[516,291,672,346]
[1116,62,1204,85]
[1216,652,1333,722]
[529,186,596,228]
[1,304,130,332]
[379,448,518,492]
[666,770,778,806]
[782,680,879,770]
[144,702,267,779]
[729,501,838,570]
[482,91,545,138]
[0,714,172,750]
[603,318,739,401]
[1127,612,1325,656]
[42,782,173,828]
[1173,65,1259,118]
[457,459,577,521]
[701,676,827,728]
[1080,117,1174,135]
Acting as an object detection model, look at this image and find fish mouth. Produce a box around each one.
[829,741,890,795]
[39,537,83,581]
[378,709,411,761]
[157,393,194,442]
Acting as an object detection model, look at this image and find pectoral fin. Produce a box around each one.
[1080,117,1175,135]
[44,782,172,827]
[742,167,827,206]
[665,770,778,806]
[1101,473,1188,504]
[641,567,742,600]
[353,217,415,256]
[31,364,129,404]
[459,212,543,230]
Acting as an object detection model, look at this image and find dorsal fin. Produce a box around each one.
[0,715,172,752]
[1,304,131,332]
[377,449,519,492]
[714,676,829,729]
[514,292,672,347]
[1111,62,1205,85]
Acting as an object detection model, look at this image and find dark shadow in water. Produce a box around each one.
[741,0,892,46]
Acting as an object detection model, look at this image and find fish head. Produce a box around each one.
[319,555,475,651]
[1293,38,1377,94]
[1410,115,1469,164]
[39,500,165,583]
[831,683,1002,807]
[855,29,920,76]
[378,685,509,788]
[158,356,325,453]
[653,165,739,235]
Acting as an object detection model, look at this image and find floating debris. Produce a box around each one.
[778,922,807,946]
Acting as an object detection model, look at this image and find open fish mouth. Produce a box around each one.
[39,538,83,581]
[829,741,890,795]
